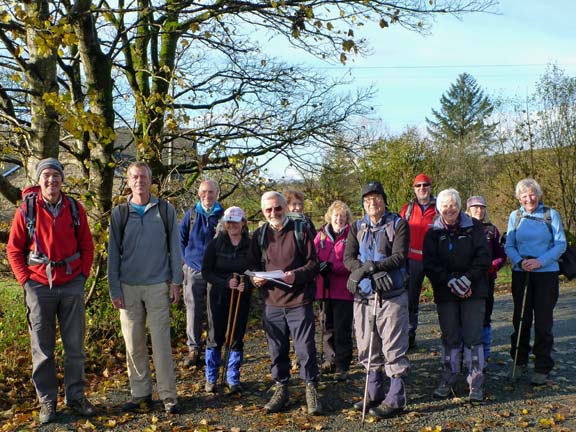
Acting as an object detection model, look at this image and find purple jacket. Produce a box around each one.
[315,224,354,302]
[482,222,506,279]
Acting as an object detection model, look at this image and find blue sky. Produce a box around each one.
[269,1,576,135]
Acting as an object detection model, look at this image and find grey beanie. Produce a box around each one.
[36,158,64,181]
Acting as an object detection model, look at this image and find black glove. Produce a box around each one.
[346,261,375,294]
[319,261,333,277]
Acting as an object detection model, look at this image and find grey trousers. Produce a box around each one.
[24,276,87,404]
[353,291,410,378]
[183,264,207,352]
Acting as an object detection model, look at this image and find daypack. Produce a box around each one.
[20,191,82,286]
[117,199,170,253]
[258,217,308,267]
[513,207,576,280]
[403,197,437,222]
[355,212,408,297]
[22,191,80,248]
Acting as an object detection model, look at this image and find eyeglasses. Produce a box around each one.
[414,183,431,188]
[363,196,383,204]
[264,206,283,214]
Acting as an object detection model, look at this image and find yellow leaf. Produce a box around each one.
[151,415,158,423]
[522,409,529,414]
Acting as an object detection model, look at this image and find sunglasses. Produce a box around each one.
[414,183,431,188]
[264,206,283,214]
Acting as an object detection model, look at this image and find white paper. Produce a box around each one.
[244,270,292,288]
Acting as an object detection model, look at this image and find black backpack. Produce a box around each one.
[117,199,170,253]
[21,191,80,249]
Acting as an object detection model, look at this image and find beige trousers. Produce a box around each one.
[119,282,177,400]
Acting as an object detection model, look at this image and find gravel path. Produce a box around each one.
[21,284,576,431]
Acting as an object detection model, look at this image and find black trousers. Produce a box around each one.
[319,299,354,372]
[510,271,559,374]
[206,285,251,352]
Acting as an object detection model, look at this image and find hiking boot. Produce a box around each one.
[121,394,153,411]
[353,398,382,411]
[205,381,217,393]
[509,364,528,381]
[227,384,243,395]
[469,386,484,402]
[305,382,323,415]
[320,361,335,373]
[369,402,405,419]
[163,398,181,414]
[531,372,549,386]
[184,350,201,367]
[39,401,57,424]
[67,397,96,417]
[433,380,454,399]
[264,383,289,413]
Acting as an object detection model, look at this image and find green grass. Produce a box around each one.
[0,279,29,374]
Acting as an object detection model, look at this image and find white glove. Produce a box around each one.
[448,275,472,298]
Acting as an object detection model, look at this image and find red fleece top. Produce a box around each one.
[400,198,437,261]
[7,186,94,286]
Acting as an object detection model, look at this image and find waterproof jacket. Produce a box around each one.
[423,212,490,303]
[482,222,506,279]
[314,224,353,302]
[179,201,224,271]
[202,231,252,293]
[107,195,183,301]
[504,203,566,272]
[344,211,409,299]
[7,185,94,287]
[248,218,318,307]
[400,197,437,261]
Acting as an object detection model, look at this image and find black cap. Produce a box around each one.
[361,181,387,203]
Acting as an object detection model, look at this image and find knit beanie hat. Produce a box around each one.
[36,158,64,181]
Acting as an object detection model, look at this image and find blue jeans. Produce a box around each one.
[24,276,87,404]
[263,303,319,383]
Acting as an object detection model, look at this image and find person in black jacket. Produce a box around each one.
[423,188,490,402]
[201,206,252,395]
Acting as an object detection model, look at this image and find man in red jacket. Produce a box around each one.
[399,173,437,349]
[6,158,95,424]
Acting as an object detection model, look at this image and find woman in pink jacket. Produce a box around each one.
[315,200,354,381]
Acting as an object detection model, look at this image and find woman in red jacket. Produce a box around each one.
[315,200,353,381]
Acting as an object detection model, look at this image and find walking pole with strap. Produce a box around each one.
[511,271,530,382]
[361,290,379,426]
[221,276,238,385]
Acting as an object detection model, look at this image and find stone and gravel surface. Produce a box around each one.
[27,284,576,431]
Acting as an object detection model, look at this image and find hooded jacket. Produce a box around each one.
[7,185,94,287]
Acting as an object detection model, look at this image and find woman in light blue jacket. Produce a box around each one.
[505,178,566,386]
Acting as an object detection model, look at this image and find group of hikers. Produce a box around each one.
[5,159,568,425]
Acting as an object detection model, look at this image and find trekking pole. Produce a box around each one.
[361,290,379,426]
[511,271,530,382]
[221,276,238,385]
[229,276,243,349]
[319,275,329,368]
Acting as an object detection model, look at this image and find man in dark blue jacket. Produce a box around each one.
[180,179,224,366]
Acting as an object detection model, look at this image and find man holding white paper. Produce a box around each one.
[248,191,322,415]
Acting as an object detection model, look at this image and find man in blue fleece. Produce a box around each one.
[180,179,224,366]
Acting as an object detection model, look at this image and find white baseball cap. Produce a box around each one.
[222,206,245,222]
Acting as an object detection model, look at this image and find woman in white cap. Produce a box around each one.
[466,196,506,363]
[201,206,252,394]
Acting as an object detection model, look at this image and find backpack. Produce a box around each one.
[356,212,400,251]
[22,191,80,249]
[404,197,437,222]
[258,218,308,267]
[513,207,576,280]
[118,199,170,253]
